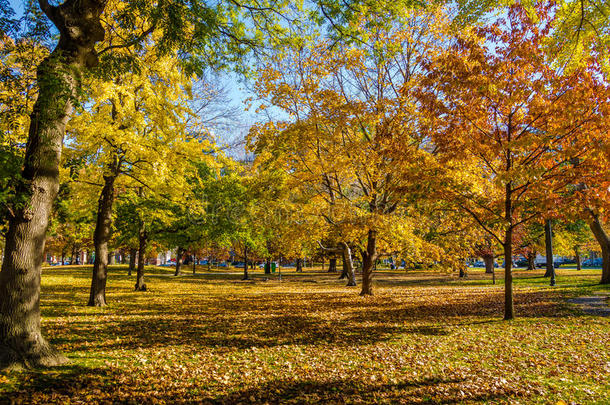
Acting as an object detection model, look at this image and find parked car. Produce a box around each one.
[515,259,528,268]
[583,258,603,267]
[536,260,561,269]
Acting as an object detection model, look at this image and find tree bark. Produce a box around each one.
[339,243,357,286]
[0,0,107,369]
[504,181,514,320]
[242,245,249,280]
[503,238,514,320]
[587,211,610,284]
[574,247,581,271]
[174,247,185,276]
[544,219,555,280]
[193,255,197,274]
[296,258,303,272]
[527,251,536,270]
[128,248,137,276]
[483,254,494,274]
[135,226,147,291]
[69,244,76,265]
[359,230,377,295]
[327,257,337,273]
[88,173,117,307]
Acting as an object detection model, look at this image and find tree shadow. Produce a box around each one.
[3,371,525,404]
[202,376,515,404]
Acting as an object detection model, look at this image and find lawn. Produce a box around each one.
[1,265,608,404]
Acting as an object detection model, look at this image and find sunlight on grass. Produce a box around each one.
[1,266,608,404]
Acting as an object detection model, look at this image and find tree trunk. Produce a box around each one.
[360,230,377,295]
[88,174,116,307]
[339,243,357,286]
[69,244,76,265]
[503,238,514,320]
[128,248,137,276]
[242,246,249,280]
[0,0,107,368]
[193,255,197,274]
[527,251,536,270]
[574,247,581,271]
[108,251,116,265]
[484,254,494,274]
[503,177,514,320]
[587,211,610,284]
[339,258,347,279]
[328,257,337,273]
[174,247,185,276]
[544,219,555,280]
[135,226,147,291]
[296,258,303,272]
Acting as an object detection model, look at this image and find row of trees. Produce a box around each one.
[1,0,610,370]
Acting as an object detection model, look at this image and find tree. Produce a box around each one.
[418,6,608,319]
[0,0,311,368]
[250,6,451,295]
[68,44,213,306]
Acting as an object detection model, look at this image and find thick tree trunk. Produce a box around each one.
[0,0,107,368]
[527,251,536,270]
[88,174,116,307]
[575,247,581,271]
[242,246,249,280]
[128,248,137,276]
[544,220,555,281]
[484,254,494,274]
[328,257,337,273]
[360,230,377,295]
[174,247,185,276]
[135,227,147,291]
[339,243,357,286]
[296,258,303,272]
[587,211,610,284]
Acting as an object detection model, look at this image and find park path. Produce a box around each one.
[568,292,610,316]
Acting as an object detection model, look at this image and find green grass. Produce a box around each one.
[1,265,608,404]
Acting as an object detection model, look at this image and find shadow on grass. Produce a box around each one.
[203,376,515,405]
[40,286,574,354]
[6,371,515,404]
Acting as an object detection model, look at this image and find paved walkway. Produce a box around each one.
[568,293,610,316]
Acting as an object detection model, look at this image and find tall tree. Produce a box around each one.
[0,0,299,369]
[250,6,451,295]
[418,6,608,319]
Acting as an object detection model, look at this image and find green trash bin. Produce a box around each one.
[271,262,277,273]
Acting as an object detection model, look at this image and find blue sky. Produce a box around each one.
[7,0,259,158]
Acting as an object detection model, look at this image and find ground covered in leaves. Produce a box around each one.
[1,265,609,404]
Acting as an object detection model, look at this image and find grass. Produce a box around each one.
[1,265,609,404]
